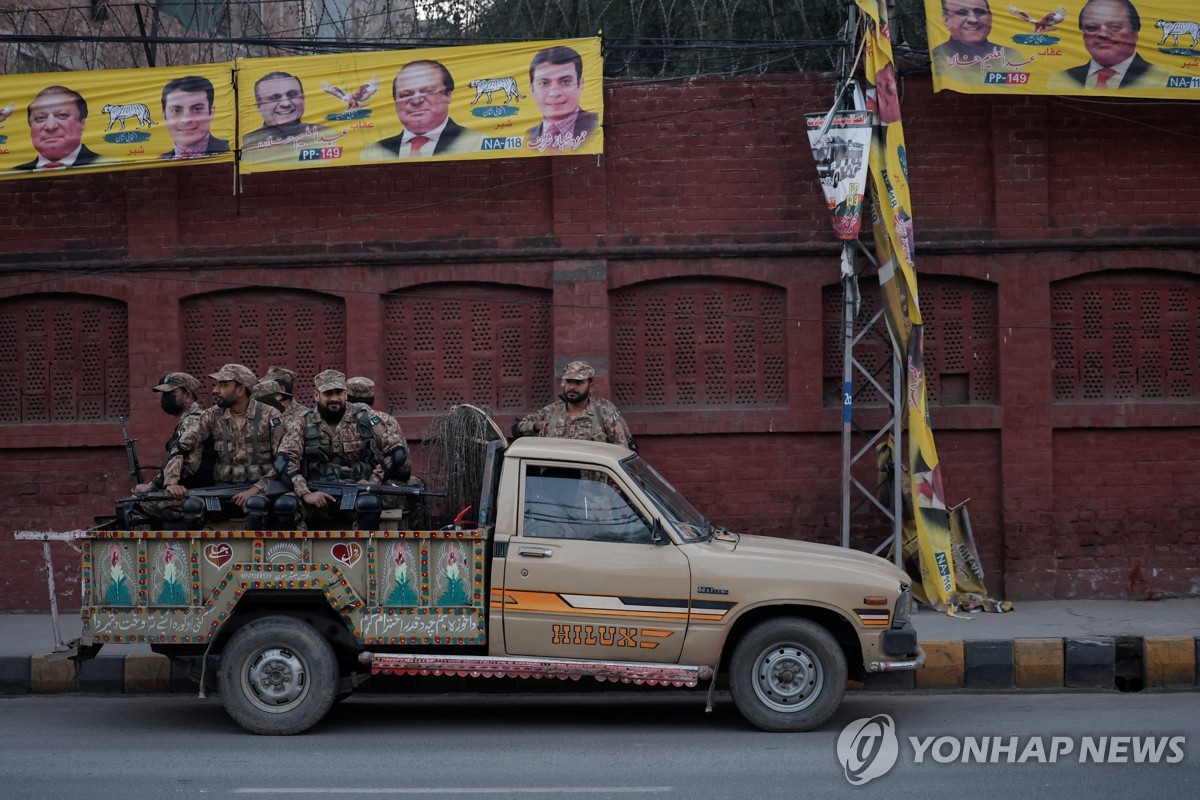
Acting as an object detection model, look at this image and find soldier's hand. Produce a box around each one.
[166,484,188,499]
[133,483,151,494]
[232,487,259,508]
[303,491,336,508]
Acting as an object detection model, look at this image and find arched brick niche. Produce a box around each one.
[822,277,999,406]
[611,278,787,409]
[180,289,347,391]
[1051,271,1200,402]
[0,294,129,424]
[383,284,552,415]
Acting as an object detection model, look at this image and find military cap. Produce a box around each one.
[209,363,257,387]
[153,372,200,394]
[314,368,348,392]
[263,365,297,385]
[252,379,285,399]
[561,361,595,381]
[346,376,375,398]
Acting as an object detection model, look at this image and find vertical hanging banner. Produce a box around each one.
[0,63,235,180]
[805,111,874,240]
[236,38,603,174]
[925,0,1200,97]
[856,0,958,610]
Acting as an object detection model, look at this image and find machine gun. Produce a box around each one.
[115,480,294,530]
[118,417,143,485]
[303,480,446,511]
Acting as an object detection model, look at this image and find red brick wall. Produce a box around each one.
[1,73,1199,609]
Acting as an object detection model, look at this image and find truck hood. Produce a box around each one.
[686,532,909,593]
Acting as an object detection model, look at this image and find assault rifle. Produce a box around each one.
[120,477,294,510]
[301,480,446,511]
[119,417,143,484]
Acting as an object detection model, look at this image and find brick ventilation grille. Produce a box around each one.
[182,290,346,392]
[822,278,998,406]
[611,280,786,408]
[383,285,552,414]
[1052,275,1200,401]
[0,295,129,423]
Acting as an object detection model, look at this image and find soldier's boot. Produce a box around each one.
[271,494,300,530]
[354,494,382,531]
[244,495,270,531]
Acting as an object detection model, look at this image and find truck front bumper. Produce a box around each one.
[866,622,926,672]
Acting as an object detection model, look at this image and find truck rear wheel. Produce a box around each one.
[219,616,338,735]
[729,617,847,732]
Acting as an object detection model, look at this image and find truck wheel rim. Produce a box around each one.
[752,644,822,713]
[243,646,309,712]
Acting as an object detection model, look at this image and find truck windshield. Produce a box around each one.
[621,455,710,541]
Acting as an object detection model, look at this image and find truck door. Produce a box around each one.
[501,462,691,662]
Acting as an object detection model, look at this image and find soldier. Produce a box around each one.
[281,369,407,521]
[251,379,288,414]
[126,372,212,525]
[346,375,408,447]
[166,363,288,526]
[263,365,310,425]
[516,361,634,447]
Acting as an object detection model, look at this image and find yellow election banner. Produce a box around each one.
[858,0,959,610]
[236,38,602,174]
[0,63,235,180]
[926,0,1200,97]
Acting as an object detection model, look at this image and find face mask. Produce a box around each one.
[160,391,185,415]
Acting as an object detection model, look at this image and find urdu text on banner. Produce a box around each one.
[236,38,602,174]
[925,0,1200,97]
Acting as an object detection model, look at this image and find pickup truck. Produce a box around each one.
[65,434,923,735]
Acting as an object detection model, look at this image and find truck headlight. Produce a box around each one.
[892,585,913,628]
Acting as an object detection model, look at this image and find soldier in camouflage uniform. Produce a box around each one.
[346,376,407,446]
[280,369,407,522]
[262,365,310,425]
[166,364,286,523]
[128,372,212,524]
[516,361,634,447]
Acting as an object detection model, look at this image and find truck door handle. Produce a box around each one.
[518,547,553,558]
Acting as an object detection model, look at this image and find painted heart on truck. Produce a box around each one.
[331,541,362,568]
[204,542,233,569]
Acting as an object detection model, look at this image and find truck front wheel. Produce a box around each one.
[219,616,338,735]
[729,617,847,732]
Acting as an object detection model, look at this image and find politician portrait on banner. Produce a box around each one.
[925,0,1200,98]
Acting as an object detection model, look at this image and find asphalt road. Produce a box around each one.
[2,691,1197,799]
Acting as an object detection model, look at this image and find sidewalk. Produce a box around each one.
[1,598,1198,695]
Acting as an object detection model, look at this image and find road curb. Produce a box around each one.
[3,636,1199,696]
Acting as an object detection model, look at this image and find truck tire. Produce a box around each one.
[219,616,338,735]
[729,617,847,732]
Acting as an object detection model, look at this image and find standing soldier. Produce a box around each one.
[263,365,310,425]
[166,363,288,527]
[280,369,407,526]
[516,361,634,447]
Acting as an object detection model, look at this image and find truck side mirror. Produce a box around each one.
[651,518,669,545]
